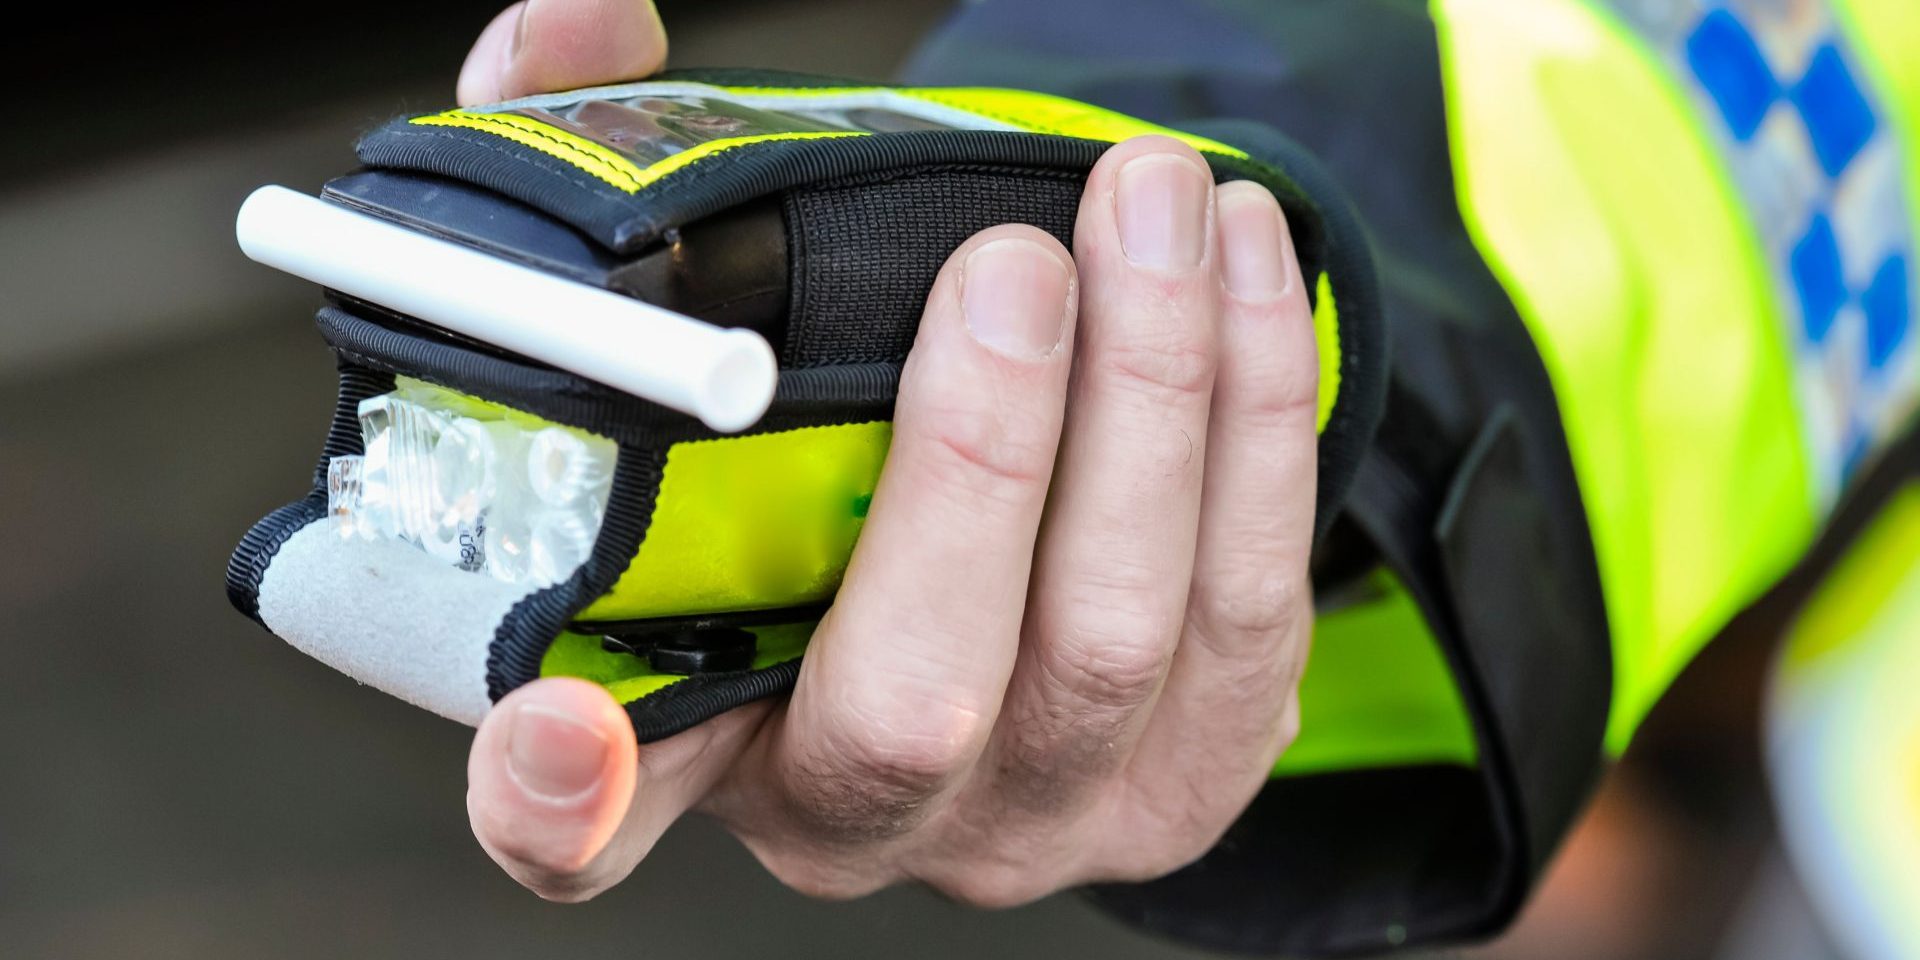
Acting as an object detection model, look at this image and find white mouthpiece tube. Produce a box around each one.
[236,185,777,432]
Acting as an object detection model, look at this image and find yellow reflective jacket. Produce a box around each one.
[902,0,1920,952]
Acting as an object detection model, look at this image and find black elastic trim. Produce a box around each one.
[225,494,324,624]
[1181,118,1389,543]
[225,363,396,623]
[624,657,805,742]
[488,444,667,702]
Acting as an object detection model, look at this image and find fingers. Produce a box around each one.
[467,677,759,901]
[986,136,1221,812]
[458,0,668,106]
[462,144,1308,908]
[712,225,1077,876]
[1120,180,1318,850]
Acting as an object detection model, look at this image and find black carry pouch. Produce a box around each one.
[227,69,1388,738]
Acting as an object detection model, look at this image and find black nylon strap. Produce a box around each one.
[225,362,396,624]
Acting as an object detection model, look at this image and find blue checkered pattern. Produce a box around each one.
[1614,0,1917,500]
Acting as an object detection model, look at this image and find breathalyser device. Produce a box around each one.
[227,70,1383,741]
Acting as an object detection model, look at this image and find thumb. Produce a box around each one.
[458,0,669,106]
[467,676,760,901]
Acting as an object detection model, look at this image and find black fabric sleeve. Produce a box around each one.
[903,1,1615,955]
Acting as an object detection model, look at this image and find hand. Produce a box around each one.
[457,1,1318,906]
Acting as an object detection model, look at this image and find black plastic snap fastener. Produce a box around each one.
[646,626,757,675]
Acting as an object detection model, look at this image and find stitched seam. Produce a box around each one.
[413,113,647,191]
[376,127,623,198]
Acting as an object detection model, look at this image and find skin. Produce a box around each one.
[458,0,1318,906]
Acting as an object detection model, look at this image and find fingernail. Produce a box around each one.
[1218,187,1295,301]
[962,237,1072,360]
[1115,153,1210,270]
[507,702,609,800]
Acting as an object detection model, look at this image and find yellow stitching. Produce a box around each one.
[413,111,649,191]
[898,88,1249,158]
[637,131,865,189]
[412,111,866,194]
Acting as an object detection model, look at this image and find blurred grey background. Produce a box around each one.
[0,1,1853,957]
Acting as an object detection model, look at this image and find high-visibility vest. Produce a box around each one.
[898,0,1920,953]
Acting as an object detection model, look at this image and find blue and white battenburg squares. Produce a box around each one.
[1612,0,1917,504]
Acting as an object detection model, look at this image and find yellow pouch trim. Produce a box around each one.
[412,111,863,195]
[889,87,1249,159]
[1313,271,1340,434]
[619,130,864,191]
[412,110,654,193]
[684,84,1249,159]
[580,421,893,621]
[420,83,1249,197]
[1434,0,1818,753]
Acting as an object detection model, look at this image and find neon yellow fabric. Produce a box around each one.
[580,422,892,621]
[1312,272,1339,434]
[390,376,592,431]
[1433,0,1818,753]
[692,84,1250,160]
[541,621,816,703]
[889,87,1249,159]
[1275,572,1477,777]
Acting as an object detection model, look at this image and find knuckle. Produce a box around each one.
[906,401,1056,507]
[1103,835,1215,884]
[1241,360,1321,422]
[759,852,893,902]
[784,703,983,839]
[1221,306,1320,423]
[1099,788,1228,882]
[1101,328,1217,401]
[1189,573,1308,652]
[994,704,1126,803]
[1275,697,1303,755]
[1041,622,1171,714]
[932,865,1061,910]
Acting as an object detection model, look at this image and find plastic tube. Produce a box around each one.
[236,185,777,432]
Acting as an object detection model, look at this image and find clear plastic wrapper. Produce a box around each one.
[327,381,617,587]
